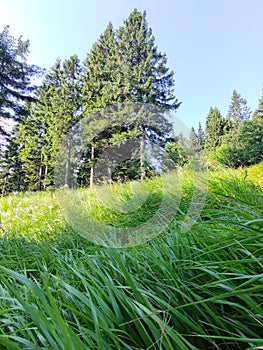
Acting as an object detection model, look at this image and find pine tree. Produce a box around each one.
[204,107,224,153]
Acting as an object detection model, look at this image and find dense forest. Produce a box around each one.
[0,9,263,195]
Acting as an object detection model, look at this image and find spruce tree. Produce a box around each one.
[234,90,263,165]
[0,26,40,137]
[0,134,24,194]
[116,9,179,108]
[216,90,251,167]
[83,10,180,109]
[82,23,118,110]
[188,127,200,154]
[197,122,205,150]
[16,56,82,190]
[253,90,263,119]
[204,107,224,153]
[82,9,181,184]
[236,116,263,165]
[226,90,251,125]
[0,26,40,192]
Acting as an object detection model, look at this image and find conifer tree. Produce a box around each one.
[226,90,251,125]
[216,90,252,166]
[253,90,263,119]
[116,9,179,108]
[236,116,263,165]
[0,26,40,192]
[83,10,180,109]
[15,56,82,190]
[204,107,224,153]
[0,134,24,194]
[82,9,180,184]
[82,23,118,110]
[188,127,200,153]
[0,26,40,137]
[197,122,205,150]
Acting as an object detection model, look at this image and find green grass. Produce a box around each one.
[0,164,263,349]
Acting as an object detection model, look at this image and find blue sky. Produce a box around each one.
[1,0,263,129]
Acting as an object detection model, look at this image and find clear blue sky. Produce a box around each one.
[1,0,262,128]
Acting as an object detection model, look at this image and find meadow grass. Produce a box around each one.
[0,163,262,349]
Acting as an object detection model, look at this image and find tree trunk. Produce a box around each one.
[2,174,8,196]
[90,145,95,188]
[16,170,21,191]
[64,136,76,187]
[43,164,48,190]
[139,126,146,181]
[37,153,43,191]
[107,160,113,185]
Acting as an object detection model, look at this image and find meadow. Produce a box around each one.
[0,163,263,350]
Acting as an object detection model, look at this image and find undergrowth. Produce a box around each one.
[0,163,262,349]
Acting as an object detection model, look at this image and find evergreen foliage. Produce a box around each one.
[197,122,205,150]
[236,115,263,165]
[81,9,181,185]
[204,107,224,153]
[0,27,40,193]
[0,26,40,137]
[10,56,82,191]
[253,90,263,119]
[211,90,261,168]
[1,12,263,194]
[226,89,251,125]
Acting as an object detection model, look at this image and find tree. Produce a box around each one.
[253,90,263,119]
[226,90,251,125]
[82,24,123,186]
[82,23,119,111]
[212,91,252,167]
[165,141,187,166]
[116,9,179,108]
[0,26,40,193]
[188,126,201,154]
[204,107,224,153]
[0,134,25,195]
[197,122,205,151]
[210,92,263,168]
[213,115,263,168]
[15,55,82,190]
[236,116,263,165]
[81,9,181,185]
[0,25,40,138]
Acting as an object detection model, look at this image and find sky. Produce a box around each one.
[1,0,263,129]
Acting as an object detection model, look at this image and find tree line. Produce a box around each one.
[172,90,263,169]
[0,9,262,195]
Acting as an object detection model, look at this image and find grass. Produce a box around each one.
[0,163,263,349]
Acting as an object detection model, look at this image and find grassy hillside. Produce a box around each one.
[0,164,262,349]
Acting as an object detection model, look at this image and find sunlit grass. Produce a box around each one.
[0,164,262,349]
